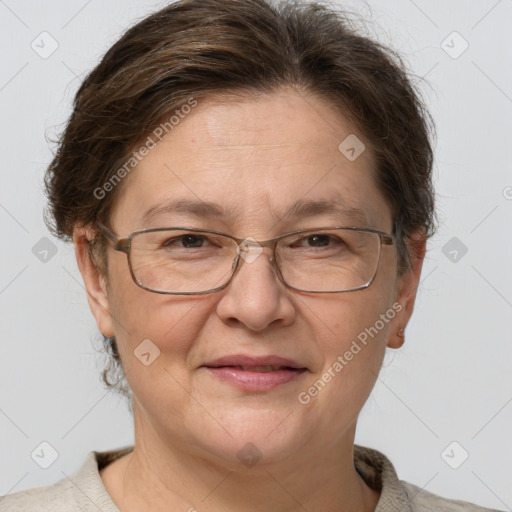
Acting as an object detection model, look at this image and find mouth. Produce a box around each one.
[202,355,308,392]
[212,364,300,372]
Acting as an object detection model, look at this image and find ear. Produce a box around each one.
[73,224,115,338]
[387,228,427,349]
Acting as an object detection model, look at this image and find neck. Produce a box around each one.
[101,411,380,512]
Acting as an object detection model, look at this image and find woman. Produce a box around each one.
[1,0,502,510]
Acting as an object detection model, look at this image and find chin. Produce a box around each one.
[188,406,311,470]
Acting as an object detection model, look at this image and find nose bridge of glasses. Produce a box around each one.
[235,236,274,265]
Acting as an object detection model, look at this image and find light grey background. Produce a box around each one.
[0,0,511,509]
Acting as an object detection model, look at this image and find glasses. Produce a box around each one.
[97,222,395,295]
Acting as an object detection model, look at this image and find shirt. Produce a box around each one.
[0,444,502,511]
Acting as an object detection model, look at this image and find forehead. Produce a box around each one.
[110,88,392,235]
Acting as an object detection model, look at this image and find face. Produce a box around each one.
[76,87,424,469]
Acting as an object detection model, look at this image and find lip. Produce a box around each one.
[204,354,305,369]
[202,354,308,392]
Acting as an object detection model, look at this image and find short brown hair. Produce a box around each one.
[44,0,436,400]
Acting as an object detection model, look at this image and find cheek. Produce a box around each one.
[311,286,394,354]
[299,288,395,412]
[106,257,209,372]
[108,293,210,417]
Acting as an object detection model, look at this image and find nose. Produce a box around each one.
[215,245,296,332]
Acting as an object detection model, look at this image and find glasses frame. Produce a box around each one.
[97,222,395,295]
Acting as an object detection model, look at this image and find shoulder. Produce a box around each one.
[0,476,76,511]
[353,444,503,512]
[0,447,132,511]
[401,480,502,512]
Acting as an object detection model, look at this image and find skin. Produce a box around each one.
[74,86,426,512]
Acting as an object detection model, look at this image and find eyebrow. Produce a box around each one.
[140,198,370,225]
[279,198,370,224]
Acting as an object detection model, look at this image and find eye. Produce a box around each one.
[163,233,211,249]
[304,234,336,247]
[290,233,344,248]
